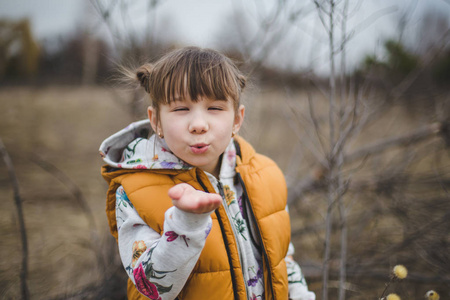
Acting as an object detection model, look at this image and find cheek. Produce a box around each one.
[218,114,236,128]
[163,125,183,144]
[216,120,236,141]
[161,118,187,146]
[161,116,182,133]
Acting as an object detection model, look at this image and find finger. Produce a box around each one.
[176,192,222,214]
[168,183,191,200]
[194,194,222,213]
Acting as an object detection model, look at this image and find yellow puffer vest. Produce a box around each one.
[102,136,291,300]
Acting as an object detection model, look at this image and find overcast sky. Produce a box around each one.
[1,0,449,74]
[0,0,232,45]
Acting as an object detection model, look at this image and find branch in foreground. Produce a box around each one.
[30,154,106,278]
[0,138,30,300]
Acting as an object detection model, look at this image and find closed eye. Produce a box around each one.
[173,107,189,112]
[208,107,224,111]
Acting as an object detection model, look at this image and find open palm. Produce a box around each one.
[168,183,222,214]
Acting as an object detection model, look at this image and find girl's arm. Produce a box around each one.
[283,205,315,300]
[285,242,316,300]
[116,185,214,300]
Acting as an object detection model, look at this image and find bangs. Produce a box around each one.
[166,60,239,104]
[149,48,242,109]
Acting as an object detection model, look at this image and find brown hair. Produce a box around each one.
[135,47,246,114]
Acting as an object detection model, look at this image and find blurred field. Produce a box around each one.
[0,86,449,299]
[0,86,134,299]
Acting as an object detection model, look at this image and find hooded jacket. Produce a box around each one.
[100,120,293,300]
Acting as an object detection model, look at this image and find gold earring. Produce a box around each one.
[231,131,236,137]
[158,132,164,138]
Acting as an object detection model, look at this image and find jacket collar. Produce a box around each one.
[99,120,251,178]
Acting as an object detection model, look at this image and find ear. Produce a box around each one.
[147,106,159,133]
[233,105,245,134]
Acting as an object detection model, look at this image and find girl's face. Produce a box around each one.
[148,97,245,177]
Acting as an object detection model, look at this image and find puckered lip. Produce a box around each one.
[190,143,209,148]
[190,143,210,154]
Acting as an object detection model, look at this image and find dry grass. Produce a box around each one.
[0,86,133,299]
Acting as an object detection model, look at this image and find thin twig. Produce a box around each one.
[337,5,349,299]
[282,88,328,165]
[30,154,106,279]
[333,5,398,55]
[322,1,337,298]
[307,90,327,155]
[346,122,442,163]
[0,138,30,300]
[288,121,444,202]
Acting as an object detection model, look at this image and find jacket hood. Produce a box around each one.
[99,119,191,171]
[99,119,246,178]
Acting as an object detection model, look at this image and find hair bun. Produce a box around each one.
[136,64,153,93]
[238,74,246,90]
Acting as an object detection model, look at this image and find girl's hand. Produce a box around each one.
[168,183,222,214]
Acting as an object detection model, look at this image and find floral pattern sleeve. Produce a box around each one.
[286,242,316,300]
[116,186,213,299]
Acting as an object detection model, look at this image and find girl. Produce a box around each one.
[100,47,315,300]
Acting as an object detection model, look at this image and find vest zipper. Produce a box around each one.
[217,180,249,300]
[196,172,240,300]
[236,172,276,300]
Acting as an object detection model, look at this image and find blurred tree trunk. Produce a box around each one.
[82,31,99,85]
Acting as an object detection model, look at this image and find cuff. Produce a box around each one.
[168,206,211,233]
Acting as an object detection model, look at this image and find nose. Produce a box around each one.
[189,112,209,134]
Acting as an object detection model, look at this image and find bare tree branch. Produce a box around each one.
[390,28,450,100]
[359,207,450,270]
[288,121,446,202]
[282,89,328,164]
[337,1,350,297]
[0,138,29,300]
[333,5,398,55]
[90,0,122,54]
[30,154,106,279]
[345,122,443,163]
[307,90,327,154]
